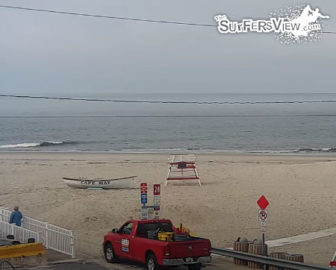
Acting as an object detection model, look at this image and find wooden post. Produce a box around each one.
[233,240,249,265]
[269,252,288,270]
[248,242,268,269]
[284,254,304,270]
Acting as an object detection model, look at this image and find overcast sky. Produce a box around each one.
[0,0,335,96]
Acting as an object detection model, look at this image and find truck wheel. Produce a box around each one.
[146,253,159,270]
[104,243,117,263]
[188,263,202,270]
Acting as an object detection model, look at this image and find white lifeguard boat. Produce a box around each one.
[63,176,137,189]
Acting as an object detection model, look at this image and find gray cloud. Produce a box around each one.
[0,0,335,95]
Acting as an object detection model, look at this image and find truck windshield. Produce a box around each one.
[136,222,173,238]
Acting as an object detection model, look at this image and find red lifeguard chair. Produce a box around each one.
[165,155,201,186]
[330,251,336,268]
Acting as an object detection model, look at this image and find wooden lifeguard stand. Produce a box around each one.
[165,155,201,186]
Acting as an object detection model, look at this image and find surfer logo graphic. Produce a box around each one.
[214,5,329,43]
[288,5,329,38]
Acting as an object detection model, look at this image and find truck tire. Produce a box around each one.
[188,263,202,270]
[104,243,117,263]
[146,253,159,270]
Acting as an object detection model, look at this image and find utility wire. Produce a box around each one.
[0,4,335,34]
[1,7,334,106]
[2,94,336,105]
[0,5,214,27]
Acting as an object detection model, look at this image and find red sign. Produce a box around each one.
[153,184,161,195]
[257,195,269,210]
[140,183,147,194]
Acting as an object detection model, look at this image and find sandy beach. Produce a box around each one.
[0,152,336,266]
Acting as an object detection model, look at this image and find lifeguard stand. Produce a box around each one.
[330,251,336,268]
[165,155,201,186]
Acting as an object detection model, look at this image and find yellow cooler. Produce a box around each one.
[158,232,174,241]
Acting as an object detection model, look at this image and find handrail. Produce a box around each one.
[211,248,330,270]
[0,260,15,270]
[0,208,75,258]
[0,221,39,244]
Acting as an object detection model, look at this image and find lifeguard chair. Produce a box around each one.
[165,155,201,186]
[330,251,336,268]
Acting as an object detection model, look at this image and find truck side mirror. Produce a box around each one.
[112,228,119,233]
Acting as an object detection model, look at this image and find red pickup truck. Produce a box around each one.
[103,219,211,270]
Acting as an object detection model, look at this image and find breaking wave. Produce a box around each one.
[294,147,336,153]
[0,141,78,149]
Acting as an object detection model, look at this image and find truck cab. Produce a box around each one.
[103,219,211,270]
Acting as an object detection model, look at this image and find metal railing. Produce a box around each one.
[0,261,15,270]
[0,221,39,243]
[211,248,330,270]
[0,208,75,258]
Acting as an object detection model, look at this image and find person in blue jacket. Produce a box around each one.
[9,206,23,226]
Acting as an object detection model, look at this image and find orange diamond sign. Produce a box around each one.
[257,195,269,210]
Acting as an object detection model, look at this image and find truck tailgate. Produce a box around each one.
[166,238,211,258]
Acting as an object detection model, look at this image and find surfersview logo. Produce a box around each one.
[214,5,329,44]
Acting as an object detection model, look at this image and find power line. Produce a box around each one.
[0,5,214,27]
[2,94,336,105]
[0,4,335,34]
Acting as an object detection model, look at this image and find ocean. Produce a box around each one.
[1,93,336,154]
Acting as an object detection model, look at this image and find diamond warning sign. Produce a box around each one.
[257,195,269,210]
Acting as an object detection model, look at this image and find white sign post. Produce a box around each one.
[141,207,148,220]
[140,183,161,220]
[257,195,269,246]
[153,184,161,219]
[258,209,268,233]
